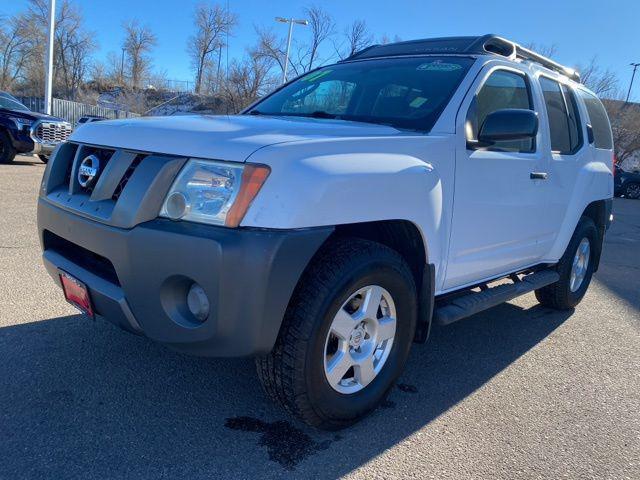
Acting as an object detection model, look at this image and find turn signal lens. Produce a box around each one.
[225,165,271,227]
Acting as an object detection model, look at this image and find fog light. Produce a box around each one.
[164,192,189,220]
[187,283,210,322]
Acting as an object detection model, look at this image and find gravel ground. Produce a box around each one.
[0,156,638,479]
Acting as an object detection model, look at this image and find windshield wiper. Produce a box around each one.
[248,109,264,115]
[307,110,337,119]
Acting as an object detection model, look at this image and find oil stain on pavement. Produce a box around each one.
[225,416,338,470]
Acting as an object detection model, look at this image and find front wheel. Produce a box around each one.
[0,131,16,164]
[256,237,417,429]
[38,154,49,164]
[624,182,640,199]
[535,217,599,309]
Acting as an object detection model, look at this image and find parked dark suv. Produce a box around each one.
[614,165,640,199]
[0,93,72,164]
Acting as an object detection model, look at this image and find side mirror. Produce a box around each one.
[477,108,538,145]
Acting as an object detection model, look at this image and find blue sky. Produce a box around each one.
[4,0,640,99]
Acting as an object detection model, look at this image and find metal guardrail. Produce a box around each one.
[18,97,139,126]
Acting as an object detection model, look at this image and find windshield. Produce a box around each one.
[249,56,474,131]
[0,96,30,112]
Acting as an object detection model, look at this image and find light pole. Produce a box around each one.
[44,0,56,115]
[626,62,640,103]
[275,17,308,84]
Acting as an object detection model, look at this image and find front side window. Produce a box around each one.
[578,90,613,149]
[465,69,534,152]
[250,57,474,132]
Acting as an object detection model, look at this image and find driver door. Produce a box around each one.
[443,66,553,291]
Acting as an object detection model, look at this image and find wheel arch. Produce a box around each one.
[324,219,434,342]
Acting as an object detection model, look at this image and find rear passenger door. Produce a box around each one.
[536,76,590,252]
[445,66,552,291]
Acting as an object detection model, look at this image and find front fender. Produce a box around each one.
[241,135,455,286]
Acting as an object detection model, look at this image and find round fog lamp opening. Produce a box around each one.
[187,283,210,323]
[165,192,189,220]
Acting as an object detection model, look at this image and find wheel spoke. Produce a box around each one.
[354,356,376,387]
[331,308,356,340]
[377,315,396,342]
[360,285,383,320]
[325,350,352,387]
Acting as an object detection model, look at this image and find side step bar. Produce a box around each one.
[433,269,560,326]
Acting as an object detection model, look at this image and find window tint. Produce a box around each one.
[562,85,582,151]
[539,77,582,154]
[466,69,534,152]
[252,57,474,132]
[282,80,356,115]
[579,90,613,149]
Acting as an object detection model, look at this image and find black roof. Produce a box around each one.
[343,34,581,83]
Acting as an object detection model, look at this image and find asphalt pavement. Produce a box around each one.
[0,156,638,479]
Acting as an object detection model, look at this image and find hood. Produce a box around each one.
[70,114,404,161]
[0,108,65,123]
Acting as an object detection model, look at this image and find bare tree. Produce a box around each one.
[523,42,558,58]
[333,19,373,59]
[301,5,335,71]
[603,100,640,163]
[0,14,35,90]
[379,34,402,45]
[578,57,618,98]
[255,5,335,79]
[122,20,157,89]
[188,3,236,94]
[221,51,276,112]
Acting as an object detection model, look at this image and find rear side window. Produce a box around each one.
[466,69,534,153]
[579,91,613,149]
[539,77,582,154]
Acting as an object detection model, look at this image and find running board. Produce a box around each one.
[433,269,560,326]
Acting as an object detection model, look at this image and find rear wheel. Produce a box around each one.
[535,217,598,309]
[624,182,640,199]
[0,131,16,164]
[256,237,417,429]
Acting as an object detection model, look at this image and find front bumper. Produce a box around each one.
[38,198,332,357]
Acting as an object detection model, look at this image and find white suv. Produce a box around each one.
[37,35,614,429]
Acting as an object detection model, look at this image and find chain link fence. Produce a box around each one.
[18,97,139,126]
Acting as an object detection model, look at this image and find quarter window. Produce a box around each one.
[466,70,534,152]
[578,90,613,149]
[539,77,582,154]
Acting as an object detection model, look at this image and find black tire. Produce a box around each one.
[256,237,417,430]
[535,217,599,309]
[0,130,16,164]
[624,182,640,199]
[38,154,49,164]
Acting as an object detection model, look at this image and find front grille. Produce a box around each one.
[112,154,144,201]
[43,230,120,286]
[34,122,72,144]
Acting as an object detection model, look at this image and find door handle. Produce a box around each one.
[530,172,548,180]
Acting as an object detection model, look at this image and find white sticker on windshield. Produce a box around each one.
[417,61,462,72]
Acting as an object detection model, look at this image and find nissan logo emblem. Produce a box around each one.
[78,155,100,188]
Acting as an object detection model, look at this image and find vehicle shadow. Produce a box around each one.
[594,198,640,312]
[10,158,45,167]
[0,302,571,479]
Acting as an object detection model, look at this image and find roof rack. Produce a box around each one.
[344,34,581,83]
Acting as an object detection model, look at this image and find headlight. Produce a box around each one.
[159,159,270,227]
[10,117,34,130]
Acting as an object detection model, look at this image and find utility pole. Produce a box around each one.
[626,62,640,103]
[275,17,309,84]
[44,0,56,115]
